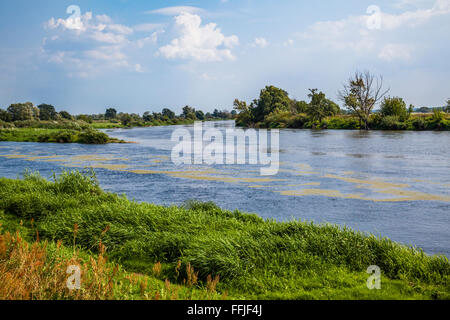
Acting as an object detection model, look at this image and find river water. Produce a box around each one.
[0,121,449,257]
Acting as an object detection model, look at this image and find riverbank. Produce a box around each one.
[0,170,448,300]
[0,118,232,144]
[0,128,125,144]
[239,113,450,130]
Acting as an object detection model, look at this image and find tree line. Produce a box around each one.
[0,103,236,127]
[233,71,450,130]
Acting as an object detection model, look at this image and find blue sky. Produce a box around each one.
[0,0,449,114]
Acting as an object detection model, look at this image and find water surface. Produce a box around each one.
[0,121,449,257]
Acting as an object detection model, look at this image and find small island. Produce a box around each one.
[233,71,450,131]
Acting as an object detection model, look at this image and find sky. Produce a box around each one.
[0,0,449,115]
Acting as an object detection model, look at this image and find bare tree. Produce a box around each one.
[338,71,389,130]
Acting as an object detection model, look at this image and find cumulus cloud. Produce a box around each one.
[252,37,269,48]
[378,43,413,61]
[297,0,450,59]
[43,11,163,77]
[158,13,239,62]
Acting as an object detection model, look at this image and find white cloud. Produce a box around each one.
[158,13,239,62]
[136,31,164,48]
[252,37,269,48]
[296,0,450,58]
[378,43,413,61]
[43,12,148,77]
[380,0,450,29]
[283,39,294,46]
[146,6,205,16]
[135,64,143,73]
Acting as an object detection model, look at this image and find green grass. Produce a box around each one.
[244,114,450,131]
[0,170,448,300]
[0,128,124,144]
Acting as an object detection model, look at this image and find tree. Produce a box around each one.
[105,108,117,120]
[233,99,254,127]
[162,108,176,119]
[293,100,308,113]
[306,89,340,122]
[379,97,409,121]
[143,111,153,122]
[339,71,389,130]
[182,106,196,119]
[0,108,12,122]
[38,104,57,120]
[252,86,291,123]
[59,111,72,120]
[195,110,205,120]
[446,99,450,113]
[77,114,93,123]
[7,102,35,121]
[119,113,132,126]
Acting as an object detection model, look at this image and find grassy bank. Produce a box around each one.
[250,113,450,130]
[0,170,449,300]
[0,119,127,144]
[0,229,223,300]
[90,118,196,129]
[0,128,125,144]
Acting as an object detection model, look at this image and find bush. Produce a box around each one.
[325,116,360,129]
[0,121,14,129]
[37,130,76,143]
[380,97,409,121]
[263,110,291,128]
[287,114,308,128]
[380,116,407,130]
[77,129,109,144]
[411,117,426,130]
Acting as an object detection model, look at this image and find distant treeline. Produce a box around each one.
[0,103,236,128]
[233,71,450,131]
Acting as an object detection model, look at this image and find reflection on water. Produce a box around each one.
[0,121,449,257]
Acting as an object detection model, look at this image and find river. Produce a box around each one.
[0,121,449,257]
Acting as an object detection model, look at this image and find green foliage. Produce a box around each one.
[287,113,308,128]
[7,103,37,121]
[379,115,407,130]
[195,110,205,120]
[252,86,292,123]
[306,89,340,122]
[263,110,292,128]
[380,97,409,121]
[105,108,117,120]
[293,100,308,113]
[162,108,176,119]
[77,129,109,144]
[233,83,449,131]
[0,171,448,300]
[59,111,72,120]
[182,106,196,120]
[0,109,12,122]
[77,114,93,124]
[38,104,58,121]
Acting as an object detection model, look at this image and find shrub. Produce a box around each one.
[263,110,291,128]
[325,116,360,129]
[411,117,426,130]
[287,114,308,128]
[380,97,409,121]
[380,115,407,130]
[77,130,109,144]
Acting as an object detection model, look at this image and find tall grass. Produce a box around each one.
[0,170,449,299]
